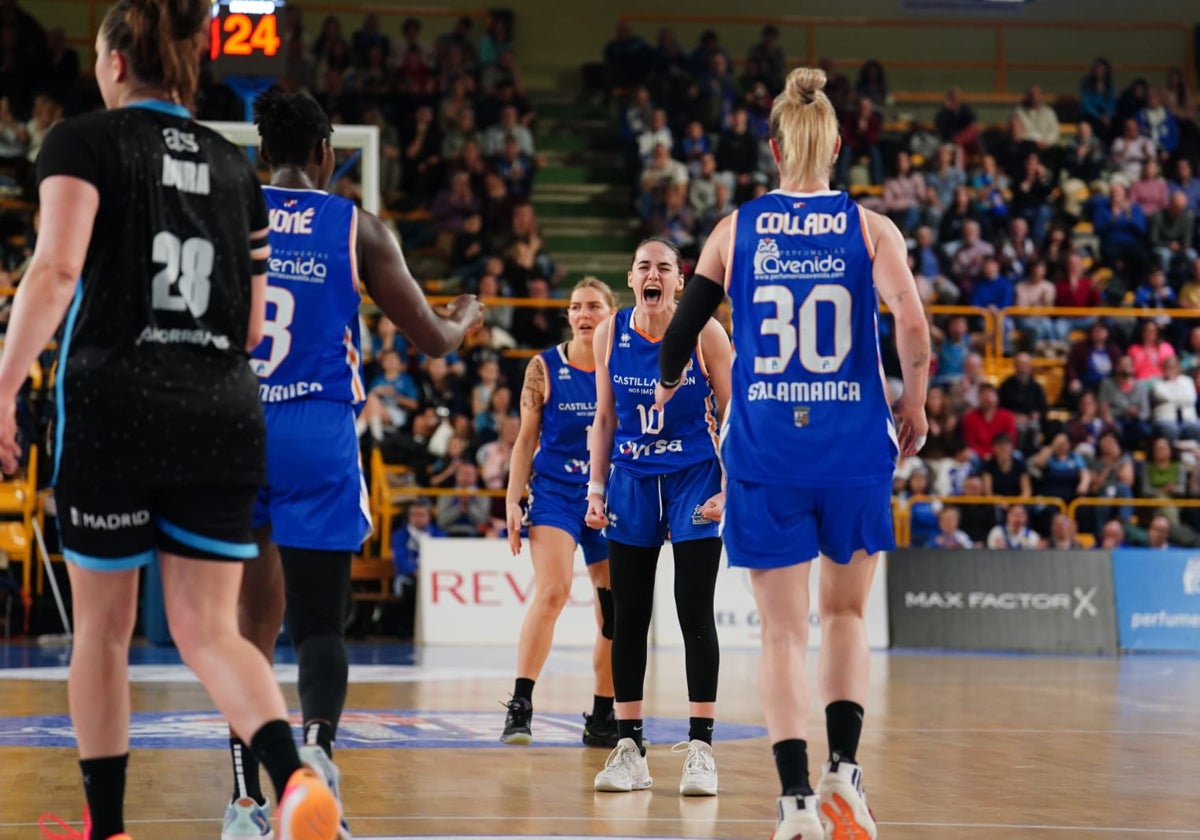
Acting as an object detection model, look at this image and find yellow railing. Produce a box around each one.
[1067,496,1200,526]
[996,306,1200,361]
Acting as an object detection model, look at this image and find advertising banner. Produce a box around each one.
[653,545,890,649]
[419,538,598,645]
[1111,549,1200,652]
[886,550,1117,654]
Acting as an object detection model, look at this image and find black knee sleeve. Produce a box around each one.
[597,586,614,640]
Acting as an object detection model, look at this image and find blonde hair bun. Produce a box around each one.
[787,67,827,103]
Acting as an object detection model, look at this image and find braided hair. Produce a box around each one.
[252,89,333,168]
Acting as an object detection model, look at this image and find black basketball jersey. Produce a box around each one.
[35,101,267,486]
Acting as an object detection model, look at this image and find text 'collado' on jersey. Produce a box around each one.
[755,210,847,237]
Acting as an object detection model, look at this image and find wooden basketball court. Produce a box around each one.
[0,644,1198,839]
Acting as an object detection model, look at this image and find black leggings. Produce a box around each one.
[607,537,722,704]
[280,547,352,735]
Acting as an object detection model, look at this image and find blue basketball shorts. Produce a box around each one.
[604,460,722,548]
[525,473,607,565]
[723,477,895,568]
[253,399,372,552]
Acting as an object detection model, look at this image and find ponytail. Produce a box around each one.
[100,0,210,109]
[769,67,839,185]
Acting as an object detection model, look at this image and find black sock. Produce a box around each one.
[773,739,812,797]
[303,719,335,758]
[249,719,303,804]
[513,677,535,703]
[592,695,614,719]
[617,718,645,754]
[688,716,714,744]
[230,737,266,805]
[80,754,128,840]
[826,700,865,764]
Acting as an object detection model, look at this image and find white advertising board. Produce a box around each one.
[652,545,890,649]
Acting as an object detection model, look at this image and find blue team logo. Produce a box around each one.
[1185,558,1200,595]
[563,458,588,475]
[754,238,781,276]
[0,710,764,748]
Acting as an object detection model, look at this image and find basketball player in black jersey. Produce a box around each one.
[0,3,338,839]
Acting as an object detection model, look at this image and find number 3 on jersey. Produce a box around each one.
[754,283,852,375]
[250,285,295,377]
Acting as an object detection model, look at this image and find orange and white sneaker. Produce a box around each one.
[771,794,824,840]
[816,760,877,840]
[275,767,339,840]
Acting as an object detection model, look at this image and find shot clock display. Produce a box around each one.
[209,0,285,77]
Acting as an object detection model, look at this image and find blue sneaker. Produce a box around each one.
[221,797,274,840]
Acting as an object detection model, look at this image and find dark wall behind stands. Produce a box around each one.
[35,0,1198,94]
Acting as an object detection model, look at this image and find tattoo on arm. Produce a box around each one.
[521,357,546,413]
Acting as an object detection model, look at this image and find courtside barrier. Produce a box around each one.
[1111,548,1200,653]
[886,549,1117,655]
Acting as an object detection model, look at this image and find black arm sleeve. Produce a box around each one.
[659,274,726,386]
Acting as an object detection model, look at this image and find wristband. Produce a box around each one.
[587,481,606,497]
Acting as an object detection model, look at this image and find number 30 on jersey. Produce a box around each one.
[753,283,852,375]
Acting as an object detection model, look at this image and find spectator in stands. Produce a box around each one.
[451,214,486,282]
[836,97,883,186]
[677,120,710,177]
[1180,324,1200,372]
[1131,159,1171,217]
[970,255,1014,315]
[996,216,1037,280]
[477,15,512,71]
[471,357,503,419]
[818,57,851,117]
[924,143,967,232]
[1100,518,1127,548]
[1170,158,1200,215]
[962,382,1018,460]
[624,86,655,139]
[950,219,994,295]
[883,150,927,235]
[853,59,888,109]
[1013,84,1060,159]
[1055,252,1102,335]
[350,13,389,68]
[1066,320,1122,401]
[1062,121,1107,202]
[392,499,445,592]
[743,25,784,96]
[956,474,996,544]
[1150,191,1196,277]
[639,142,688,220]
[369,348,421,435]
[21,90,61,166]
[436,461,492,536]
[483,105,535,158]
[688,153,724,217]
[1079,58,1117,140]
[1151,355,1200,442]
[935,440,975,497]
[440,86,477,148]
[1137,88,1179,162]
[1048,514,1085,550]
[899,467,940,547]
[400,104,442,201]
[1067,391,1119,455]
[1109,118,1156,183]
[933,315,972,387]
[912,226,959,303]
[981,432,1031,498]
[696,52,737,132]
[690,29,732,80]
[1133,267,1176,332]
[43,27,77,104]
[1162,67,1197,126]
[432,171,481,244]
[430,434,471,489]
[716,106,760,201]
[494,135,536,198]
[1140,436,1198,546]
[999,352,1048,451]
[1128,319,1175,381]
[380,406,439,477]
[1094,180,1149,290]
[1099,354,1152,450]
[0,94,24,164]
[1031,432,1091,507]
[503,206,555,295]
[511,278,565,348]
[649,182,697,256]
[419,356,470,417]
[1009,152,1054,243]
[635,108,673,161]
[604,20,651,90]
[1146,514,1175,549]
[1084,429,1136,535]
[934,87,980,155]
[968,155,1006,229]
[939,185,985,251]
[917,389,956,467]
[1117,78,1150,126]
[986,504,1042,549]
[927,506,972,549]
[478,414,519,491]
[956,352,987,412]
[1014,262,1059,352]
[697,179,735,243]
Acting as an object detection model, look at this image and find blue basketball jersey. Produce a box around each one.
[721,190,897,487]
[531,344,595,485]
[251,187,365,405]
[607,307,718,478]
